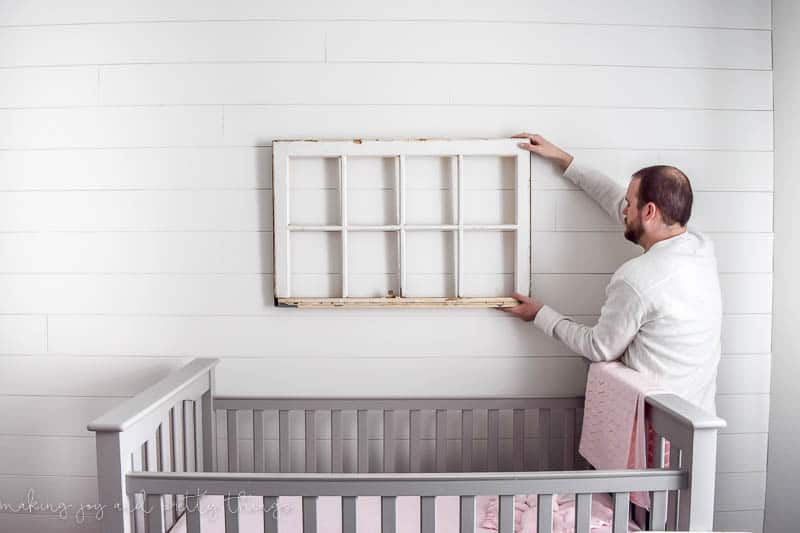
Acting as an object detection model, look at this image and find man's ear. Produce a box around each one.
[644,202,658,222]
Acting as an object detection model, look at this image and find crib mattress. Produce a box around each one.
[166,493,640,533]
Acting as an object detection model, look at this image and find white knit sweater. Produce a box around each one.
[533,160,723,414]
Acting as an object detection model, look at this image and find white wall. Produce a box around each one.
[0,2,773,532]
[765,1,800,533]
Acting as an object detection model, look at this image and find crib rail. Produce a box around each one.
[127,469,686,533]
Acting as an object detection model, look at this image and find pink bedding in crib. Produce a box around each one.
[168,493,640,533]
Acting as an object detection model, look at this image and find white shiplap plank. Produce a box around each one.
[0,396,120,436]
[717,354,772,395]
[46,312,770,359]
[0,355,188,396]
[714,472,767,511]
[99,63,772,110]
[533,232,773,274]
[717,433,768,473]
[0,107,772,151]
[532,273,772,315]
[533,149,774,192]
[0,512,102,533]
[0,435,95,476]
[0,1,772,29]
[0,147,271,191]
[223,107,773,152]
[0,272,771,315]
[715,510,765,533]
[326,22,771,69]
[547,190,773,233]
[0,107,223,149]
[0,22,324,67]
[0,232,272,274]
[0,474,99,517]
[0,191,271,231]
[721,314,773,354]
[213,356,589,397]
[716,394,770,434]
[0,66,98,108]
[0,315,46,354]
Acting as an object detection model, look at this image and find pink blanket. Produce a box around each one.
[578,362,667,509]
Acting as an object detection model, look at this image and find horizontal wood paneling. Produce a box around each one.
[326,22,771,69]
[0,397,119,436]
[223,107,773,151]
[717,433,768,472]
[715,472,767,511]
[0,147,271,191]
[715,510,765,533]
[716,394,770,433]
[97,63,772,109]
[0,22,325,67]
[0,474,99,517]
[0,273,769,315]
[0,66,97,107]
[0,1,772,29]
[0,436,95,476]
[45,312,769,358]
[0,147,772,192]
[0,107,772,150]
[717,354,772,394]
[0,315,46,354]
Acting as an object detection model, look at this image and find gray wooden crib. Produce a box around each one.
[88,358,726,533]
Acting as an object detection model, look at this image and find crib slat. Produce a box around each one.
[173,405,185,515]
[612,492,629,533]
[303,496,317,533]
[306,410,317,473]
[254,409,265,472]
[146,494,163,533]
[342,496,357,533]
[436,409,447,472]
[201,386,215,472]
[461,409,473,472]
[512,409,524,470]
[575,493,591,533]
[225,495,239,533]
[227,409,239,472]
[421,496,435,533]
[498,495,514,533]
[538,408,551,471]
[650,491,668,531]
[263,496,278,533]
[184,401,196,473]
[487,409,499,471]
[667,447,681,530]
[331,410,343,473]
[160,413,176,528]
[193,399,203,472]
[146,437,158,472]
[563,408,576,469]
[410,410,422,472]
[133,448,145,533]
[537,494,553,533]
[357,409,368,472]
[650,435,668,530]
[185,495,201,533]
[384,410,396,473]
[279,410,290,473]
[677,447,693,531]
[382,496,397,533]
[460,495,475,533]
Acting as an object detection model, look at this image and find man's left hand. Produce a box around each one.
[500,292,544,321]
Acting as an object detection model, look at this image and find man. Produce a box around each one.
[504,133,722,415]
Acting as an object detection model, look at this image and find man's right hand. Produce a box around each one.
[512,133,574,173]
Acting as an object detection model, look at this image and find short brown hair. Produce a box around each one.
[632,165,693,226]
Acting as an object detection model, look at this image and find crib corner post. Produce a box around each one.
[678,426,719,532]
[201,369,217,472]
[95,430,132,533]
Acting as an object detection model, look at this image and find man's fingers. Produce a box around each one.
[517,142,545,155]
[510,291,531,303]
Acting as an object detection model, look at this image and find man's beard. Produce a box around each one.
[624,218,644,244]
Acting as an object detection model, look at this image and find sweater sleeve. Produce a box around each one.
[563,159,627,226]
[533,276,647,362]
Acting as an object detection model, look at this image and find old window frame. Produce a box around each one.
[273,138,531,308]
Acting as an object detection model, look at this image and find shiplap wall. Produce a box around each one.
[0,1,772,532]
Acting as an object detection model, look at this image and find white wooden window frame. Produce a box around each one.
[273,138,531,308]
